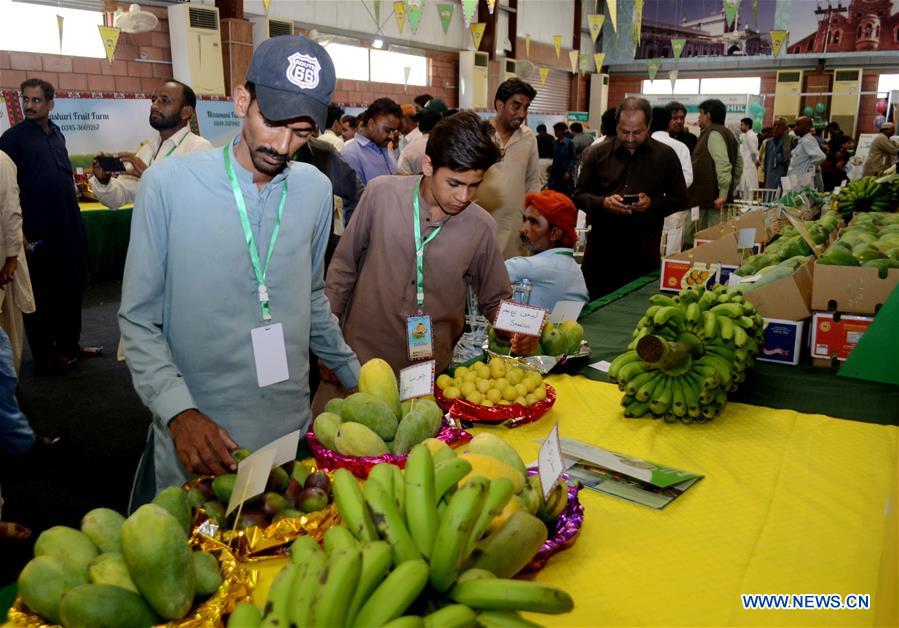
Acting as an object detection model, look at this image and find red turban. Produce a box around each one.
[524,190,578,248]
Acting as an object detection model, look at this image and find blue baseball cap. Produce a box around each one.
[246,35,336,129]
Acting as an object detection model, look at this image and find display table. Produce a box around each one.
[575,272,899,426]
[79,202,132,284]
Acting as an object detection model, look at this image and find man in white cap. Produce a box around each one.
[120,36,359,507]
[862,121,897,177]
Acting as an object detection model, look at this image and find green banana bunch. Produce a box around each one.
[835,176,893,219]
[612,284,763,424]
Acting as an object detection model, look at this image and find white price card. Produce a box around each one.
[538,423,565,499]
[737,228,757,250]
[493,300,547,336]
[588,360,611,373]
[399,360,435,401]
[250,323,289,388]
[665,227,683,256]
[690,206,700,223]
[227,446,277,516]
[548,300,585,324]
[255,430,301,468]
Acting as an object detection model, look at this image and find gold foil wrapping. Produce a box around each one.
[8,532,254,628]
[215,502,340,561]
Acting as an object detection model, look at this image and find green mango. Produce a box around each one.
[818,248,860,266]
[59,583,159,628]
[313,411,343,450]
[81,508,126,554]
[152,487,192,537]
[212,474,237,504]
[18,555,87,624]
[88,552,138,593]
[333,422,390,457]
[192,551,223,597]
[392,408,442,455]
[34,526,99,580]
[340,392,399,441]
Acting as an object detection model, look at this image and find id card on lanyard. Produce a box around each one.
[224,146,290,387]
[407,178,442,360]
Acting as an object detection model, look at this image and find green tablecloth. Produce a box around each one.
[80,204,132,284]
[576,272,899,426]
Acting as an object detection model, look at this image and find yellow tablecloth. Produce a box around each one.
[252,374,899,627]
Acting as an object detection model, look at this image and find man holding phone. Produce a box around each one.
[574,97,688,299]
[90,80,212,210]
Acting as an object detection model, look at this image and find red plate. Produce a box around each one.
[434,384,556,427]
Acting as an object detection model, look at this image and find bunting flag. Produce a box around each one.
[408,5,423,33]
[671,38,685,59]
[525,34,531,58]
[394,1,406,32]
[669,69,678,91]
[97,25,120,64]
[404,66,411,92]
[538,66,550,86]
[579,55,591,73]
[437,3,453,34]
[724,0,738,29]
[263,0,270,16]
[774,0,792,29]
[632,0,644,46]
[374,0,382,25]
[486,0,496,14]
[593,52,605,72]
[57,15,64,52]
[553,35,562,58]
[588,14,605,42]
[607,0,617,32]
[770,30,788,57]
[647,58,661,81]
[462,0,477,27]
[470,22,486,49]
[569,50,579,73]
[752,0,759,28]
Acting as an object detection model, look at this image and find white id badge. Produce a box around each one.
[250,323,289,387]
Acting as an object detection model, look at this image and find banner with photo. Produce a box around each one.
[194,99,242,147]
[630,92,765,130]
[48,95,151,157]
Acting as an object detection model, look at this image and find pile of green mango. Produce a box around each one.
[17,493,222,627]
[487,320,584,357]
[818,211,899,270]
[735,211,840,277]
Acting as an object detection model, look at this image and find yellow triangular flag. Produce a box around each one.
[394,1,406,33]
[633,0,644,45]
[403,66,411,93]
[569,50,579,73]
[539,66,550,86]
[553,35,562,59]
[607,0,618,32]
[263,0,271,16]
[470,22,486,50]
[97,25,120,64]
[486,0,496,14]
[593,52,605,72]
[57,15,64,52]
[588,14,605,42]
[770,30,788,57]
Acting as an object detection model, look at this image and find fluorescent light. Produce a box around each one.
[372,38,384,49]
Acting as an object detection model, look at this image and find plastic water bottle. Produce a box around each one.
[512,279,532,305]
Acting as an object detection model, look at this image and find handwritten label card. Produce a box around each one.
[538,423,565,499]
[399,360,435,401]
[737,228,757,250]
[227,446,277,516]
[493,300,547,336]
[548,300,584,324]
[589,360,611,373]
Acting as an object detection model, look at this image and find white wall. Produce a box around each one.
[244,0,470,50]
[517,0,576,45]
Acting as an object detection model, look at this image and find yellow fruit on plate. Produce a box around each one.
[523,379,537,394]
[489,494,528,533]
[525,393,538,405]
[514,383,528,398]
[480,400,494,408]
[453,377,464,389]
[458,452,526,492]
[493,378,509,392]
[515,396,527,405]
[460,382,477,397]
[489,362,506,379]
[464,391,483,405]
[436,374,453,390]
[462,371,478,384]
[476,378,491,394]
[486,389,502,404]
[501,385,518,402]
[454,366,469,379]
[443,386,461,400]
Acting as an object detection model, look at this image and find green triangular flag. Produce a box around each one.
[838,285,899,386]
[437,3,453,33]
[373,0,381,25]
[752,0,759,29]
[671,38,685,59]
[462,0,477,27]
[647,58,661,81]
[408,5,422,32]
[724,0,738,29]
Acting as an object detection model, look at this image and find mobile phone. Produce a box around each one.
[621,194,640,205]
[96,155,127,173]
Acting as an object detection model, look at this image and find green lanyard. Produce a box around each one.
[149,129,189,166]
[412,178,443,311]
[554,249,574,257]
[224,145,288,321]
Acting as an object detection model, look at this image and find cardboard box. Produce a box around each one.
[757,318,807,365]
[693,208,773,253]
[810,312,875,364]
[659,233,749,293]
[811,262,899,315]
[741,259,814,321]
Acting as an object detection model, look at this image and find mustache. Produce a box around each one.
[256,147,288,162]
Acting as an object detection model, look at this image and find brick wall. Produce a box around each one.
[0,3,172,95]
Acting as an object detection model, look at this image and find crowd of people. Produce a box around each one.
[1,34,897,531]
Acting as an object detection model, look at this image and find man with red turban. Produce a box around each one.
[505,190,589,311]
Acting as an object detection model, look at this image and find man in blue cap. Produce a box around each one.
[120,36,360,507]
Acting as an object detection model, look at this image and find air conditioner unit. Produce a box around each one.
[168,3,226,96]
[250,16,294,49]
[459,50,489,110]
[503,57,519,81]
[830,68,861,138]
[773,70,804,122]
[588,73,609,131]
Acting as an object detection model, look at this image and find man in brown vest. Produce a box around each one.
[688,99,742,234]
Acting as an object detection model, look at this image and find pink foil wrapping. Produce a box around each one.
[523,469,584,573]
[434,384,556,427]
[307,418,472,478]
